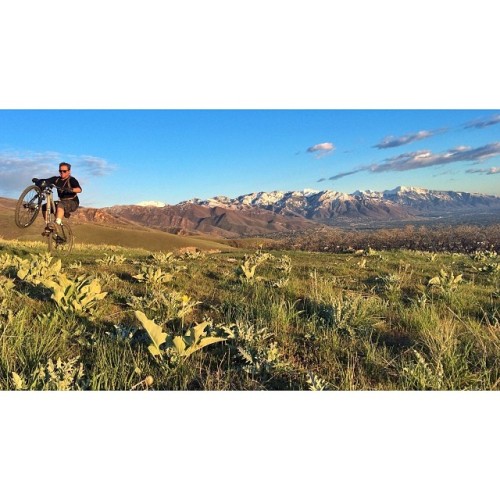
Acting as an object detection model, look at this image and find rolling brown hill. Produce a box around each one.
[0,198,234,252]
[102,203,319,238]
[0,197,16,211]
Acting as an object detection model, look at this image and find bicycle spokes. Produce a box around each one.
[15,185,42,228]
[48,223,74,254]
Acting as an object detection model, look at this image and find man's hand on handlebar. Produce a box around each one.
[32,178,47,188]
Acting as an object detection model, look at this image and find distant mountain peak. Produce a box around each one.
[136,200,166,207]
[384,186,429,195]
[303,188,320,196]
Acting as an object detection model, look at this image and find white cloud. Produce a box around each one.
[77,155,115,177]
[0,150,117,198]
[466,167,500,175]
[329,169,363,181]
[323,142,500,181]
[374,130,435,149]
[464,113,500,129]
[307,142,335,158]
[369,143,500,173]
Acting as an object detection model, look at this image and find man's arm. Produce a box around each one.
[69,178,82,194]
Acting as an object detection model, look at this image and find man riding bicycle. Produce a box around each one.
[32,162,82,231]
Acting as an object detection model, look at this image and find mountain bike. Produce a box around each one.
[14,180,74,254]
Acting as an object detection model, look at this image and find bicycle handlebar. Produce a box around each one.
[32,178,56,190]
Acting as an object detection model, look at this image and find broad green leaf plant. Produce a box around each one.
[45,274,108,314]
[135,311,229,362]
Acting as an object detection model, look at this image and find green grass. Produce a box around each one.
[1,238,499,390]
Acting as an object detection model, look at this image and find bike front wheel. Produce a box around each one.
[15,185,42,228]
[48,222,74,255]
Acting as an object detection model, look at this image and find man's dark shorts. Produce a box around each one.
[56,198,79,218]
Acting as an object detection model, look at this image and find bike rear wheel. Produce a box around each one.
[15,185,42,228]
[48,222,74,255]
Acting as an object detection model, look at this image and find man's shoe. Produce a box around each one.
[41,227,52,236]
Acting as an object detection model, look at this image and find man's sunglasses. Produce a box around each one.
[59,169,69,173]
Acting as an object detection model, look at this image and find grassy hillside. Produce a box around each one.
[1,238,498,390]
[0,203,233,252]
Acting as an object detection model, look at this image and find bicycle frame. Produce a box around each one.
[15,181,74,254]
[43,186,58,227]
[40,184,74,254]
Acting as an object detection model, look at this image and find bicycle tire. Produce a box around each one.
[48,222,74,255]
[15,185,42,228]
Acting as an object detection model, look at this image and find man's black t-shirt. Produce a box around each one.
[44,176,81,202]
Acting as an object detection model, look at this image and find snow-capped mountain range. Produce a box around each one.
[178,186,500,222]
[98,186,500,238]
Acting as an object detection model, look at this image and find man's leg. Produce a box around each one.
[55,205,65,224]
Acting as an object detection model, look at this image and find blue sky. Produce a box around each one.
[0,110,499,207]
